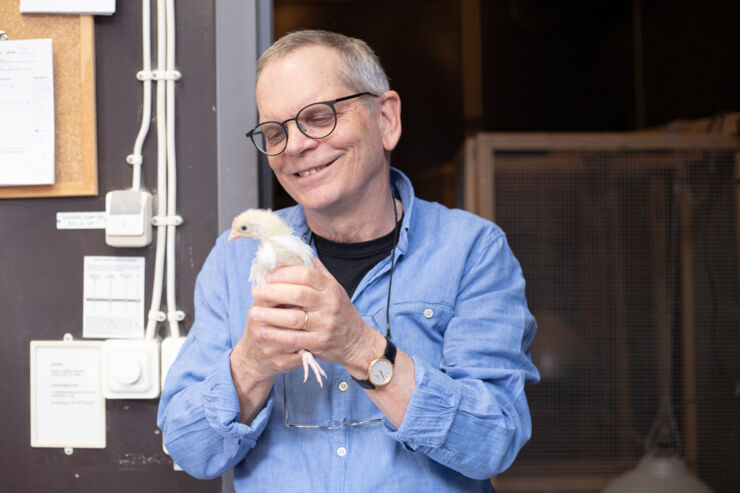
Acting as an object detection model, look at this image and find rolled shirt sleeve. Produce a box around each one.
[157,236,272,479]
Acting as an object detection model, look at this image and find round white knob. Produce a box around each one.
[112,354,142,385]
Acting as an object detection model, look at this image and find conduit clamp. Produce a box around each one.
[152,215,183,227]
[154,69,182,81]
[137,70,181,81]
[168,310,186,322]
[149,310,167,322]
[126,154,144,166]
[136,70,155,81]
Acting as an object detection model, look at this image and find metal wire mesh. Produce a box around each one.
[488,147,739,493]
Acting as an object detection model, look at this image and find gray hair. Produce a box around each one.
[257,30,390,99]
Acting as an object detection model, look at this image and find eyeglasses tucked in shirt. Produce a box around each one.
[283,198,400,430]
[282,375,384,430]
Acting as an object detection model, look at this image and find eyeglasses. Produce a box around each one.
[284,198,400,430]
[246,92,377,156]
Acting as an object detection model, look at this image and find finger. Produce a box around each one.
[264,265,320,286]
[253,282,319,310]
[259,326,313,351]
[312,257,332,277]
[249,298,280,310]
[250,305,309,330]
[312,258,343,287]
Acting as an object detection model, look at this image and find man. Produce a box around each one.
[158,30,539,492]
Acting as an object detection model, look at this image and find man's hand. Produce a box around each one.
[250,258,415,428]
[251,259,382,378]
[229,300,305,424]
[231,299,305,384]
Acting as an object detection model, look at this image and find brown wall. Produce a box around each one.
[0,2,220,491]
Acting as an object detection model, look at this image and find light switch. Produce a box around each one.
[101,339,160,399]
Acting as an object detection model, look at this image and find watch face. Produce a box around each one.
[369,358,393,386]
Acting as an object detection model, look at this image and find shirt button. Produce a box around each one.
[423,308,434,318]
[338,381,349,392]
[336,447,347,457]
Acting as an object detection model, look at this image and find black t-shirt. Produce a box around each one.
[312,217,401,298]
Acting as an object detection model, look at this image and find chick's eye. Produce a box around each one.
[241,225,248,231]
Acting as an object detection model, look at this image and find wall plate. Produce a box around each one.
[160,336,186,391]
[101,339,160,399]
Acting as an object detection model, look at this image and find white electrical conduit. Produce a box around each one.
[165,0,182,338]
[129,0,152,191]
[145,0,169,340]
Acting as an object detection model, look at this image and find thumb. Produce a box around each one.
[313,257,342,285]
[312,256,331,276]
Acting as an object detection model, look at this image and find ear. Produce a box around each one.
[377,90,402,152]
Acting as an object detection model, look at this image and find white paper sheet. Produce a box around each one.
[30,340,106,448]
[83,256,145,339]
[0,39,55,186]
[20,0,115,15]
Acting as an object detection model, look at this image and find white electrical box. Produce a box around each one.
[101,339,160,399]
[105,189,153,247]
[160,336,186,390]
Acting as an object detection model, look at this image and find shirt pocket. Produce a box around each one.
[370,301,454,366]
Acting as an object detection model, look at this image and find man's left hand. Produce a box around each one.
[250,258,381,376]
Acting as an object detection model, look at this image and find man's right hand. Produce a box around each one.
[229,301,303,424]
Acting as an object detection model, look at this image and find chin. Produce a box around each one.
[299,191,346,215]
[300,197,338,214]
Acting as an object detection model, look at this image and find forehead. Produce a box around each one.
[256,45,349,118]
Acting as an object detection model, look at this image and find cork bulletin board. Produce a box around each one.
[0,0,97,198]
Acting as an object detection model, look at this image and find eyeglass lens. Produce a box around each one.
[252,102,338,155]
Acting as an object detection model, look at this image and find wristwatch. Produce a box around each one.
[352,336,397,390]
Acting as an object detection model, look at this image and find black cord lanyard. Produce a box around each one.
[385,197,399,340]
[308,195,400,340]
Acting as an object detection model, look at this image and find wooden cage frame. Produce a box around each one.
[464,133,740,491]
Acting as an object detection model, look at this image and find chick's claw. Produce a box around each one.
[299,349,327,387]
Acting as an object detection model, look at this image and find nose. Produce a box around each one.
[283,120,319,156]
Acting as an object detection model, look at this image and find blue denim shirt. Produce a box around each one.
[157,168,539,492]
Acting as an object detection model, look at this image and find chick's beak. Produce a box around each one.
[228,230,240,242]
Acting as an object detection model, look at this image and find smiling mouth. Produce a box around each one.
[296,163,330,177]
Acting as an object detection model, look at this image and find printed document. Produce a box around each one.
[0,39,55,186]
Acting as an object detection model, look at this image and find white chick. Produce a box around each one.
[229,208,327,387]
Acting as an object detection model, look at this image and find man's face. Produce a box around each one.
[256,45,396,217]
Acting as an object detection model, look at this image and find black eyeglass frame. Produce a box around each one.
[246,92,377,156]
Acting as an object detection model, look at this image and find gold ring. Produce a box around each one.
[303,311,309,330]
